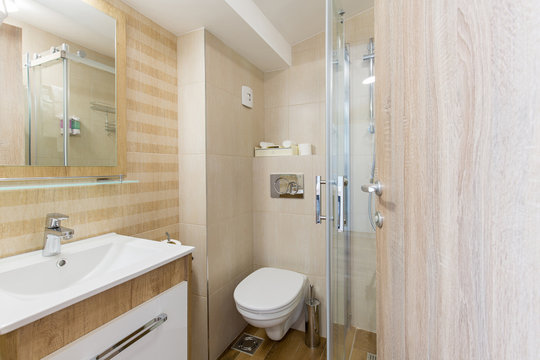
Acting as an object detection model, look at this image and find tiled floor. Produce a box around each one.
[218,325,376,360]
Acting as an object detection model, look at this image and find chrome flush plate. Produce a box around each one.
[270,174,304,199]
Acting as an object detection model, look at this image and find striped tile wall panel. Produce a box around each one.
[0,0,179,258]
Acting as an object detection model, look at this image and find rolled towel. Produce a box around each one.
[282,140,296,148]
[259,141,279,149]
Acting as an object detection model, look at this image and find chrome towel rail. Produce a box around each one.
[91,313,168,360]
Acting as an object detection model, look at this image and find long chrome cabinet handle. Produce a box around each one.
[337,176,348,232]
[91,313,168,360]
[316,176,326,223]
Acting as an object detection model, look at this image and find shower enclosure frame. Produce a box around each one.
[325,0,353,358]
[325,1,377,359]
[325,0,333,354]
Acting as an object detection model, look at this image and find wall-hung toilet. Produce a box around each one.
[234,267,308,341]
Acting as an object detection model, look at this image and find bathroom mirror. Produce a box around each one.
[0,0,126,177]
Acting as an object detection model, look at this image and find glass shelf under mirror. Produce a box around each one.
[0,176,138,191]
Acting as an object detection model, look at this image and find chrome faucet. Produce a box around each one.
[42,213,74,257]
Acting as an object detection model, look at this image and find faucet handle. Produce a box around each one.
[46,213,69,228]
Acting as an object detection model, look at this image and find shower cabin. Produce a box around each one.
[24,43,116,166]
[322,0,377,358]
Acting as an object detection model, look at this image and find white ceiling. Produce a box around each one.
[6,0,116,57]
[253,0,373,45]
[122,0,374,71]
[122,0,290,71]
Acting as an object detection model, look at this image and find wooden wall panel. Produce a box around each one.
[375,0,540,359]
[0,0,179,259]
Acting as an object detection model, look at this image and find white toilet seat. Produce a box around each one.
[233,267,308,341]
[234,267,307,313]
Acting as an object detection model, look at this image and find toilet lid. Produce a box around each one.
[234,268,306,313]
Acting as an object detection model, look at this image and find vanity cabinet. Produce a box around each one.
[46,282,187,360]
[0,255,191,360]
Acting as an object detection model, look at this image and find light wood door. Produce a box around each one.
[374,0,539,359]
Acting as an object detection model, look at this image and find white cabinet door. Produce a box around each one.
[45,282,187,360]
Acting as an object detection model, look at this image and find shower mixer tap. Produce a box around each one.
[361,180,383,196]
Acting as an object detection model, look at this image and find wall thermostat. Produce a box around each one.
[242,86,253,108]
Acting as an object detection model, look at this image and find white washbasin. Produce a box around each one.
[0,233,193,334]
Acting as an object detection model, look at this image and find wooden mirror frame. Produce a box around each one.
[0,0,127,179]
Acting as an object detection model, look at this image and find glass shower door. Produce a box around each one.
[26,58,64,166]
[326,0,353,358]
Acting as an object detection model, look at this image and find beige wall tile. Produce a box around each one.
[240,99,263,156]
[289,102,323,155]
[179,223,207,297]
[207,213,252,296]
[179,81,206,155]
[206,85,236,156]
[179,154,206,226]
[208,269,250,360]
[190,294,209,360]
[292,32,325,53]
[350,231,376,332]
[276,212,325,277]
[253,212,324,277]
[177,28,209,360]
[351,154,376,232]
[289,38,325,106]
[318,101,326,155]
[264,106,289,144]
[264,70,289,108]
[205,31,263,99]
[252,211,278,266]
[251,102,265,147]
[205,32,237,95]
[206,85,259,157]
[345,8,374,44]
[206,155,252,224]
[204,29,260,358]
[177,29,205,85]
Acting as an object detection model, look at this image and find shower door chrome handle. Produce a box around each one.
[315,176,326,223]
[337,176,348,232]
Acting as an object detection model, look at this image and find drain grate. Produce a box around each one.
[231,333,264,355]
[367,352,377,360]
